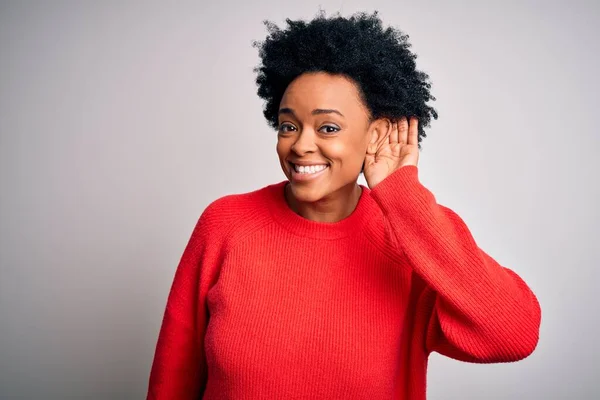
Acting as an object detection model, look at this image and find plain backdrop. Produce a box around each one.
[1,1,598,399]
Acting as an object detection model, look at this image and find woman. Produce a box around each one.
[147,10,541,400]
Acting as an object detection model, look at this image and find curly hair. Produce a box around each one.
[252,9,438,150]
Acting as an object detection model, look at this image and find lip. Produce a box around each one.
[288,160,329,166]
[288,162,330,183]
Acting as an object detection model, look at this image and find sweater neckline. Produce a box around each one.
[266,180,374,240]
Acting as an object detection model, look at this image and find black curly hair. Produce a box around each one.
[252,9,438,151]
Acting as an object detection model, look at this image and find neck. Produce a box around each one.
[284,182,363,223]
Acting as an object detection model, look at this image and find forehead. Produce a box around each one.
[280,72,365,113]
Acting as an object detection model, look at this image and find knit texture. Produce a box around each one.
[147,165,541,399]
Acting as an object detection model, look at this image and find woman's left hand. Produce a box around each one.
[364,116,420,189]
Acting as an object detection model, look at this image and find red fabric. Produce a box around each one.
[147,165,541,400]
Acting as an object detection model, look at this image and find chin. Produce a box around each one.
[288,181,330,203]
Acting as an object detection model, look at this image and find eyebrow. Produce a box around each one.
[278,108,345,118]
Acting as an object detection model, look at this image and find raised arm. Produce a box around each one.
[370,165,541,362]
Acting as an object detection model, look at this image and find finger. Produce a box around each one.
[390,119,399,144]
[408,116,418,145]
[398,116,409,144]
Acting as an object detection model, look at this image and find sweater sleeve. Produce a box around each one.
[147,203,223,399]
[369,165,541,363]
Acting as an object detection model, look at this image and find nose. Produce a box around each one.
[290,129,318,156]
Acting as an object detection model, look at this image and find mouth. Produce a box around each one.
[288,161,330,182]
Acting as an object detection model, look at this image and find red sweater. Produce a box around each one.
[147,165,541,399]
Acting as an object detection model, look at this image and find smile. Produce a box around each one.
[293,164,327,174]
[289,162,330,182]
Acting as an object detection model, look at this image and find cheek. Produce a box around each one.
[327,141,344,156]
[327,139,365,166]
[276,139,288,157]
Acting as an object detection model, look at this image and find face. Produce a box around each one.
[276,71,376,203]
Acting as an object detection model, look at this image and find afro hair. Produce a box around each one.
[252,9,438,150]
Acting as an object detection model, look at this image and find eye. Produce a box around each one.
[319,125,340,134]
[278,123,296,133]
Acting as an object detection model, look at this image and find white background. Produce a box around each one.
[1,1,598,398]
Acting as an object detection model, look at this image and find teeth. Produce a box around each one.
[293,164,328,174]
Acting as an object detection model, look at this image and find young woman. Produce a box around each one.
[147,10,541,400]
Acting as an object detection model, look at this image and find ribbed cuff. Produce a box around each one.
[369,165,436,221]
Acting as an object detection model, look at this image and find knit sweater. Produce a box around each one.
[146,165,541,400]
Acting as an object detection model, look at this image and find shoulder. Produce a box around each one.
[192,182,278,245]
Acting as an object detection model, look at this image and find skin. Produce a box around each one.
[276,71,420,223]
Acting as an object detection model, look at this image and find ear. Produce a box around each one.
[367,118,392,154]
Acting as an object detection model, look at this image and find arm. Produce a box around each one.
[147,205,222,399]
[370,165,541,363]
